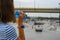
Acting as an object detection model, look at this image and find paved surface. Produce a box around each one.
[24,22,60,40]
[24,27,60,40]
[10,22,60,40]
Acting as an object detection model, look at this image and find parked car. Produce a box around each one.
[34,21,44,32]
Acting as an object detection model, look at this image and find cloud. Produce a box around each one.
[14,0,60,8]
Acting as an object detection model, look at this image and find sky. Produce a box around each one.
[14,0,60,8]
[14,0,60,17]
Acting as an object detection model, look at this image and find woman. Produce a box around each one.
[15,10,26,40]
[0,0,25,40]
[0,0,18,40]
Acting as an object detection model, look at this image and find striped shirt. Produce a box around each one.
[0,22,17,40]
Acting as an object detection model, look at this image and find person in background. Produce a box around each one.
[15,10,26,40]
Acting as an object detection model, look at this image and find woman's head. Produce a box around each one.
[19,11,26,19]
[0,0,15,23]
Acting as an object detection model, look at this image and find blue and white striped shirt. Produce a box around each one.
[0,22,17,40]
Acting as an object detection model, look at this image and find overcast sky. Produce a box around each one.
[14,0,60,8]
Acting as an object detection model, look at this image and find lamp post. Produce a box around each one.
[33,0,35,18]
[59,3,60,26]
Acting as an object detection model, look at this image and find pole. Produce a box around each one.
[59,3,60,26]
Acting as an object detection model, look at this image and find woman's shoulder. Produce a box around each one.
[0,22,17,34]
[0,22,17,40]
[0,22,16,34]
